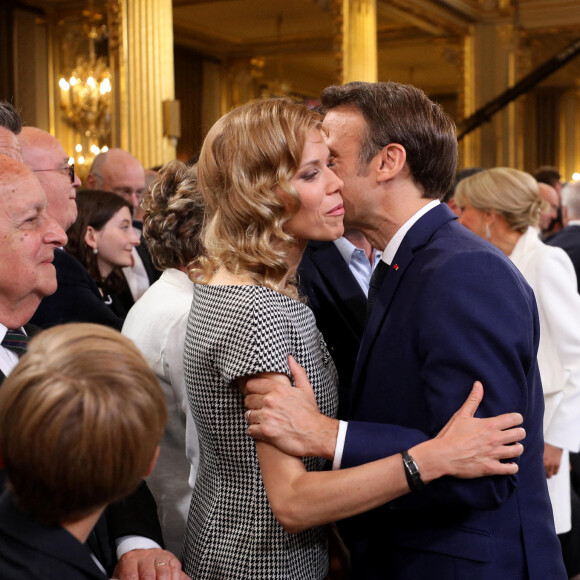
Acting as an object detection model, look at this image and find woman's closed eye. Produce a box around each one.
[300,170,319,182]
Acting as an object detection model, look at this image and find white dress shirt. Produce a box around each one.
[333,236,382,296]
[0,324,24,377]
[333,201,440,469]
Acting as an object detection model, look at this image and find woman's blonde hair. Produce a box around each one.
[196,97,323,298]
[142,161,205,271]
[0,323,167,524]
[454,167,546,233]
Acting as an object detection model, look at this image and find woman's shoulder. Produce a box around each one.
[194,283,295,308]
[191,284,306,336]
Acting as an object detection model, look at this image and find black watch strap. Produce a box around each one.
[401,449,426,492]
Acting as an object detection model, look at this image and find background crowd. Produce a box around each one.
[0,78,579,580]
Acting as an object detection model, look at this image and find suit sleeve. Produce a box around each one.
[107,480,164,545]
[343,250,539,510]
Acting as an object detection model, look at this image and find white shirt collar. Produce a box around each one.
[381,200,440,265]
[0,322,8,343]
[0,322,26,377]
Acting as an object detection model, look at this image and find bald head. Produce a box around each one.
[19,127,80,231]
[87,148,146,210]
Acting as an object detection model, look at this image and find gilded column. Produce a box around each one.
[462,19,520,169]
[459,31,479,168]
[119,0,175,167]
[335,0,377,84]
[560,85,580,183]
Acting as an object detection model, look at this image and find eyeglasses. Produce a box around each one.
[32,163,75,184]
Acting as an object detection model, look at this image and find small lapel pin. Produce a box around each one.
[393,264,399,271]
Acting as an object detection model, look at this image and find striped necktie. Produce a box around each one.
[2,328,29,357]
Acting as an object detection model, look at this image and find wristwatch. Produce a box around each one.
[401,449,426,492]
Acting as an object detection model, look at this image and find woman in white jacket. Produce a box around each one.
[455,167,580,535]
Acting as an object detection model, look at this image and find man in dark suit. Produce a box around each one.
[547,181,580,292]
[246,82,565,579]
[298,231,379,416]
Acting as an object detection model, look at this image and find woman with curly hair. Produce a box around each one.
[181,98,526,580]
[123,161,204,556]
[66,189,139,323]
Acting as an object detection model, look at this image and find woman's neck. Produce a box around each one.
[210,267,255,286]
[286,239,307,279]
[489,219,523,257]
[97,258,113,281]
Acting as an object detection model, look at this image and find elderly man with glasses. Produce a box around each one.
[18,127,121,331]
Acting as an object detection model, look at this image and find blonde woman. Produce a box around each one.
[456,167,580,536]
[183,99,525,579]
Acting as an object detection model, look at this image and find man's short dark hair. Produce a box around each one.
[0,101,22,135]
[533,166,561,188]
[321,81,457,199]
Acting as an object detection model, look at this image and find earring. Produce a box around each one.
[485,224,491,239]
[93,248,98,255]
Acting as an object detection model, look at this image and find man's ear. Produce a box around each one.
[376,143,406,183]
[84,225,98,250]
[85,173,96,189]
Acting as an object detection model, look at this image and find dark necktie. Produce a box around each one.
[2,328,29,357]
[366,260,389,321]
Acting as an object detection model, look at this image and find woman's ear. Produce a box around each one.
[377,143,407,183]
[484,208,497,225]
[84,225,98,250]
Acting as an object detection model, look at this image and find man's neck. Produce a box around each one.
[0,297,41,330]
[62,507,106,544]
[361,195,434,252]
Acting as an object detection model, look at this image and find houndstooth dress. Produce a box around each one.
[182,284,338,579]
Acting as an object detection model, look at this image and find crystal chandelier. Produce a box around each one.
[58,25,112,140]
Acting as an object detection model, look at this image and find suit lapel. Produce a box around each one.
[308,241,367,333]
[350,204,456,407]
